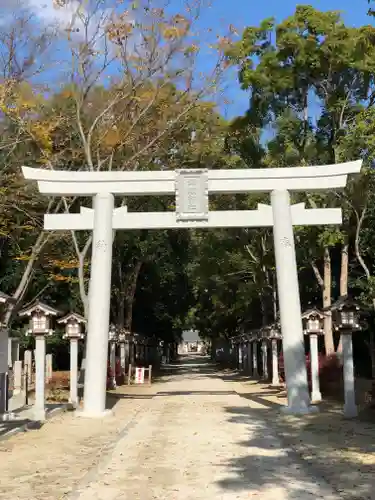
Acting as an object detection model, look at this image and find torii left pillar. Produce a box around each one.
[82,193,114,417]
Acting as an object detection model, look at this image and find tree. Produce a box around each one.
[225,5,375,353]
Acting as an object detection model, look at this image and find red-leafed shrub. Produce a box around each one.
[319,354,343,393]
[278,352,343,394]
[107,358,124,388]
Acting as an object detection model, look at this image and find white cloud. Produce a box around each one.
[26,0,113,48]
[28,0,82,29]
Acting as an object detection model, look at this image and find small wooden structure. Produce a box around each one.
[127,364,152,385]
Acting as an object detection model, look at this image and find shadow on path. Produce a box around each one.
[218,372,375,500]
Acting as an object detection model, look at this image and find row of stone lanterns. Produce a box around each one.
[16,302,150,419]
[18,301,87,419]
[233,296,362,418]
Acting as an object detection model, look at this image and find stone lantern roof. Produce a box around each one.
[57,312,86,325]
[19,300,60,317]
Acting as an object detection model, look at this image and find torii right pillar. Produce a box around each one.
[272,190,313,413]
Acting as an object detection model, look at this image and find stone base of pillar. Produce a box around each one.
[310,391,322,403]
[1,411,16,422]
[281,404,319,415]
[33,408,47,421]
[75,408,113,419]
[343,403,358,419]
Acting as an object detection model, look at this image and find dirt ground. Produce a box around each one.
[233,375,375,500]
[0,355,343,500]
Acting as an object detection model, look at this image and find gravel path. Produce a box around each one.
[70,356,340,500]
[0,356,342,499]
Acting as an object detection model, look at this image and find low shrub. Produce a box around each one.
[278,352,343,395]
[48,371,70,389]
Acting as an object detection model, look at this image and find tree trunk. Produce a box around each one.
[2,231,49,327]
[340,241,349,297]
[260,295,268,326]
[323,247,334,354]
[124,261,143,331]
[337,241,349,354]
[371,298,375,379]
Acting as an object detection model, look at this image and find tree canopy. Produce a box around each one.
[2,2,375,375]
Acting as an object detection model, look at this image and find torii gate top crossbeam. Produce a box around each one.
[22,160,362,196]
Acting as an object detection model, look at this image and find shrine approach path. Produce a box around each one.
[0,354,341,500]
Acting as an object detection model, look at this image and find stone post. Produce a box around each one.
[271,339,279,386]
[252,341,258,378]
[238,343,243,370]
[130,342,135,366]
[261,340,268,380]
[24,350,32,385]
[342,334,357,418]
[34,335,46,421]
[271,189,311,413]
[45,353,53,383]
[12,339,20,366]
[120,341,126,376]
[69,338,79,406]
[109,340,117,389]
[309,334,322,402]
[247,342,251,374]
[8,337,12,369]
[0,329,8,414]
[13,360,22,395]
[83,193,114,417]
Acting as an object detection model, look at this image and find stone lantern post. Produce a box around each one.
[252,331,259,378]
[118,329,130,378]
[330,296,362,418]
[260,329,269,381]
[302,308,325,403]
[267,323,282,386]
[57,313,86,407]
[0,291,14,415]
[19,301,59,420]
[246,334,252,374]
[237,337,244,371]
[108,324,118,389]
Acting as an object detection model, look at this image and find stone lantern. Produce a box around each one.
[19,301,60,420]
[330,296,362,418]
[108,324,118,389]
[302,308,325,403]
[57,313,86,407]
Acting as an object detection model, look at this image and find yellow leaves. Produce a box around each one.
[29,121,53,152]
[103,128,121,148]
[161,16,190,40]
[28,117,61,153]
[106,18,134,44]
[161,25,186,40]
[51,274,69,282]
[0,81,40,117]
[184,44,199,56]
[48,258,79,270]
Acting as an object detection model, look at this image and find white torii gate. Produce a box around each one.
[22,160,362,417]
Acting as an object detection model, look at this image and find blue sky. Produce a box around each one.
[26,0,373,120]
[199,0,373,118]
